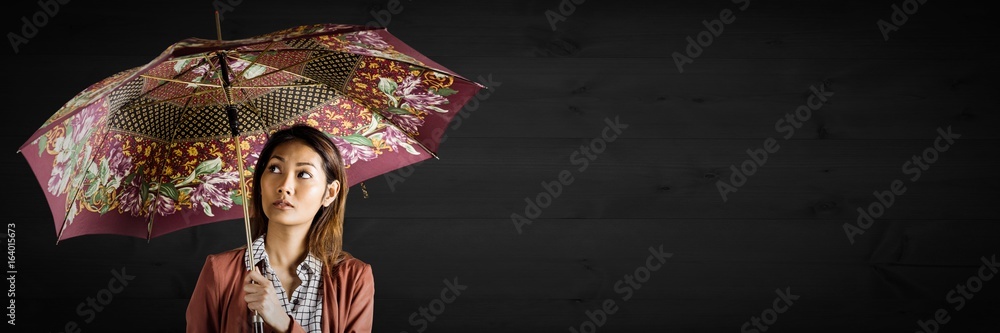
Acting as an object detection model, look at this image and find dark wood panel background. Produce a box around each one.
[2,0,997,332]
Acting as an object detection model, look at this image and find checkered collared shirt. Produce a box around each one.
[244,235,324,332]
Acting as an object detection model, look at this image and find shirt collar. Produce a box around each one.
[244,234,323,275]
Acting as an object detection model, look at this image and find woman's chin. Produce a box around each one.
[265,214,311,228]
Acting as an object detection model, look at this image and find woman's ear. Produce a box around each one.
[323,180,340,207]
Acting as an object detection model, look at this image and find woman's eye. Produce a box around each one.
[298,171,312,179]
[268,165,280,173]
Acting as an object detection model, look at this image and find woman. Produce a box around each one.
[186,125,374,333]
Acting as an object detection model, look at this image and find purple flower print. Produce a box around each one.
[190,171,239,210]
[333,137,377,165]
[396,76,448,114]
[381,125,412,147]
[118,177,144,217]
[153,191,176,216]
[345,31,390,50]
[386,113,423,135]
[107,147,133,180]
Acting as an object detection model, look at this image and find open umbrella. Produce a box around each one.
[18,22,483,244]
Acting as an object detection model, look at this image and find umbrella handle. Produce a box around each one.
[248,265,265,332]
[252,312,264,333]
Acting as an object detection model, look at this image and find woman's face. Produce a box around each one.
[260,139,340,228]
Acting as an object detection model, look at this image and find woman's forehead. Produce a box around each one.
[269,140,323,164]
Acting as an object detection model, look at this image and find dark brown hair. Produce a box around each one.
[250,124,349,268]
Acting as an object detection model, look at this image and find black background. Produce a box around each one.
[2,0,999,332]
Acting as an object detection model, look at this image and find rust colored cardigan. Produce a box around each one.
[186,248,374,333]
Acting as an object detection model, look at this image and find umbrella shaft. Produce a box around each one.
[234,134,255,270]
[214,51,242,137]
[226,106,240,137]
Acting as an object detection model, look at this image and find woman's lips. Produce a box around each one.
[273,200,294,209]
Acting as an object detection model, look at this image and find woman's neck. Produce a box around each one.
[264,224,309,271]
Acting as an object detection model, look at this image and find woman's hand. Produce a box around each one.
[244,268,292,332]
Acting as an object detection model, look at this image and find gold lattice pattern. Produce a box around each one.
[107,99,184,140]
[249,84,340,127]
[303,51,362,91]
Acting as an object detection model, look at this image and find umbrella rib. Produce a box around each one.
[142,57,208,97]
[144,70,218,239]
[178,66,207,117]
[228,40,280,87]
[167,80,203,143]
[374,111,440,160]
[138,75,223,88]
[222,52,328,87]
[227,53,318,85]
[226,46,414,76]
[234,46,438,74]
[55,117,118,242]
[115,56,212,113]
[234,83,326,89]
[120,87,227,112]
[226,47,325,54]
[242,99,270,133]
[144,129,176,241]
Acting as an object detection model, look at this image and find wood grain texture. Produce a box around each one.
[3,0,998,332]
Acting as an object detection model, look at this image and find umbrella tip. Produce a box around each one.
[214,11,223,42]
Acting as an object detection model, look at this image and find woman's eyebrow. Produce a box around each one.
[269,155,315,167]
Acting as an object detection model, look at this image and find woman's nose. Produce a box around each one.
[276,186,290,195]
[276,176,293,195]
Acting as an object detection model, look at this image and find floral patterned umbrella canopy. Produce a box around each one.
[19,24,483,242]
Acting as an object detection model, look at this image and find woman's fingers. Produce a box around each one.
[244,287,276,314]
[245,289,268,304]
[244,268,270,285]
[243,269,276,305]
[240,267,291,329]
[243,268,274,304]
